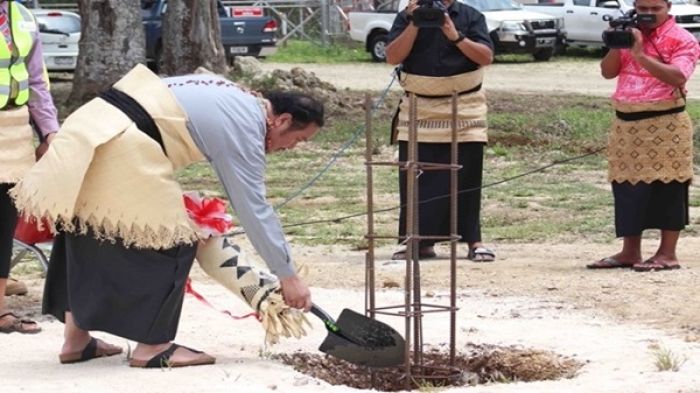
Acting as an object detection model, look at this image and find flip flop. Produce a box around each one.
[0,311,41,334]
[467,247,496,262]
[586,257,636,269]
[632,259,681,272]
[129,343,215,368]
[59,337,123,364]
[391,248,437,260]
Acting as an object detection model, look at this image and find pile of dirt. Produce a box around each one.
[276,345,582,391]
[230,57,398,121]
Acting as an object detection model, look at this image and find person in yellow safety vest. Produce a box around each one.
[0,0,59,334]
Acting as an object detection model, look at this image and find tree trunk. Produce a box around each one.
[162,0,227,76]
[68,0,145,107]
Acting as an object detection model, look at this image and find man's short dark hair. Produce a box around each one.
[265,91,325,129]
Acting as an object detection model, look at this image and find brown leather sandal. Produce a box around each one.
[0,311,41,334]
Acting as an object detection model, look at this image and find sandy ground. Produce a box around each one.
[259,60,700,99]
[4,237,700,392]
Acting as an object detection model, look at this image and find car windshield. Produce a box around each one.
[621,0,687,5]
[459,0,521,11]
[35,13,81,34]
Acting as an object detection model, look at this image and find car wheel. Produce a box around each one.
[533,48,553,62]
[369,33,388,62]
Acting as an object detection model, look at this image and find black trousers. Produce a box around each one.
[398,142,484,247]
[44,232,197,344]
[0,183,18,279]
[612,180,689,237]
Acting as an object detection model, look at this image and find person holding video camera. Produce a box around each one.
[588,0,700,271]
[385,0,495,262]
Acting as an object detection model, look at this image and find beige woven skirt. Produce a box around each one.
[394,69,488,143]
[608,100,693,185]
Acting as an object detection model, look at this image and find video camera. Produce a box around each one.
[601,10,657,49]
[412,0,447,28]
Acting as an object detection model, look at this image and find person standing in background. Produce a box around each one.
[588,0,700,271]
[385,0,496,262]
[0,0,59,333]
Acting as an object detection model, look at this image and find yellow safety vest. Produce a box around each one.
[0,2,36,108]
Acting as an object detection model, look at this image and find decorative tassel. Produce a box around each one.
[196,237,311,345]
[185,192,311,345]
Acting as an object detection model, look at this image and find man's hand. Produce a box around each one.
[405,0,418,18]
[279,275,312,311]
[630,28,645,60]
[441,13,460,41]
[35,132,56,160]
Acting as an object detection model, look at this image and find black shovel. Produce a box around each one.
[310,304,405,368]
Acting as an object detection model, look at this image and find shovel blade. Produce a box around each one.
[318,308,405,368]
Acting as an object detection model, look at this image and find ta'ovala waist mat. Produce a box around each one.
[608,99,693,185]
[10,64,205,249]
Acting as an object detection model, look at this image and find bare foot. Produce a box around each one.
[61,336,122,357]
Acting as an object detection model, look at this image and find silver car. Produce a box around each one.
[32,9,80,71]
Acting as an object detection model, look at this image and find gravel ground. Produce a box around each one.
[259,59,700,99]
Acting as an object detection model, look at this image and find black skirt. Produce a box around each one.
[0,183,18,279]
[612,180,689,237]
[44,232,196,344]
[398,142,484,247]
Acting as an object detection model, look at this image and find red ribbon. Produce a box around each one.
[183,193,234,236]
[183,193,255,321]
[185,278,260,321]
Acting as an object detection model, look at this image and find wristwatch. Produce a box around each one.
[450,33,465,45]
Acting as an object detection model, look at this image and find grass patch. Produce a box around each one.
[651,346,687,372]
[266,40,370,63]
[175,91,700,247]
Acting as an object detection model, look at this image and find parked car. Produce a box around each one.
[348,0,566,62]
[141,0,278,70]
[521,0,700,49]
[32,9,81,71]
[461,0,566,61]
[347,0,396,62]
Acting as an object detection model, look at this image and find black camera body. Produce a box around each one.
[412,0,446,28]
[602,10,657,49]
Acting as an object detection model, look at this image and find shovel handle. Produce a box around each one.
[310,304,340,333]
